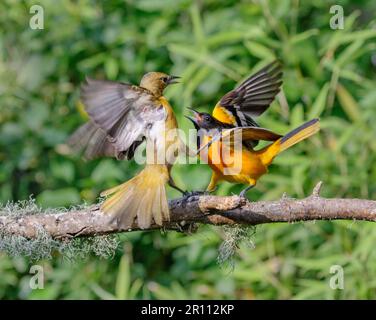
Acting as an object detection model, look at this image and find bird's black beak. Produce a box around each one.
[167,75,181,84]
[184,107,201,125]
[184,114,196,124]
[186,107,200,115]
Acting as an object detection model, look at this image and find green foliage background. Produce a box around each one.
[0,0,376,299]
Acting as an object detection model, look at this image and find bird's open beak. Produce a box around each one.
[184,107,201,124]
[184,114,196,124]
[167,75,181,84]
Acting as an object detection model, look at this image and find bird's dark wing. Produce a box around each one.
[228,126,282,142]
[212,60,283,128]
[74,78,165,159]
[197,126,282,154]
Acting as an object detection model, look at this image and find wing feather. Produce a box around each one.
[68,77,166,160]
[213,60,283,129]
[197,126,282,154]
[67,121,116,160]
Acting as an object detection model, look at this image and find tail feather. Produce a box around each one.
[100,165,169,229]
[279,118,320,152]
[151,187,162,225]
[100,180,129,197]
[259,118,320,166]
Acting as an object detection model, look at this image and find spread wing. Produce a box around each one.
[197,126,282,154]
[212,60,283,128]
[68,78,165,160]
[211,60,282,149]
[67,121,116,160]
[67,121,145,160]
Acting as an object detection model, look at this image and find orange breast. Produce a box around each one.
[205,104,268,185]
[204,140,267,184]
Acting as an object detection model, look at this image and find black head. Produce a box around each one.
[185,108,223,130]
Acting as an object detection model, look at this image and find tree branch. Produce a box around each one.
[1,182,375,240]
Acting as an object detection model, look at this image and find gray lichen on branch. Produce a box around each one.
[0,182,376,259]
[0,199,118,260]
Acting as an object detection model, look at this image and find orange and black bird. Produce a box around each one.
[186,61,320,197]
[68,72,185,229]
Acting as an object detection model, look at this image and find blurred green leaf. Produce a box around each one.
[336,84,362,123]
[307,83,329,119]
[37,188,81,207]
[115,254,131,300]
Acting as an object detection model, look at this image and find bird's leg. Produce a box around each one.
[176,141,210,197]
[206,185,218,193]
[239,184,255,199]
[168,177,186,194]
[167,171,209,198]
[206,173,219,193]
[183,173,219,198]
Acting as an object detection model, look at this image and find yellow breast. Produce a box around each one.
[159,96,178,130]
[155,96,180,165]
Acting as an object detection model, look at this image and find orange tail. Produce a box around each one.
[100,164,170,229]
[259,118,320,166]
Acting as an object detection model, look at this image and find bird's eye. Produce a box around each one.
[161,77,168,83]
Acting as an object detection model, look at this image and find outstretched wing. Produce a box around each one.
[67,121,116,160]
[212,60,283,128]
[69,78,166,160]
[67,121,145,161]
[211,60,283,149]
[197,126,282,154]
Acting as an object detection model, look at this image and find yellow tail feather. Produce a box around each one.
[100,165,170,229]
[279,118,320,152]
[260,119,320,166]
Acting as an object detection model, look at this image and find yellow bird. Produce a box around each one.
[68,72,185,229]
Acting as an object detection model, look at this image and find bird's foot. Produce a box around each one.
[182,190,211,199]
[239,190,248,200]
[238,185,254,200]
